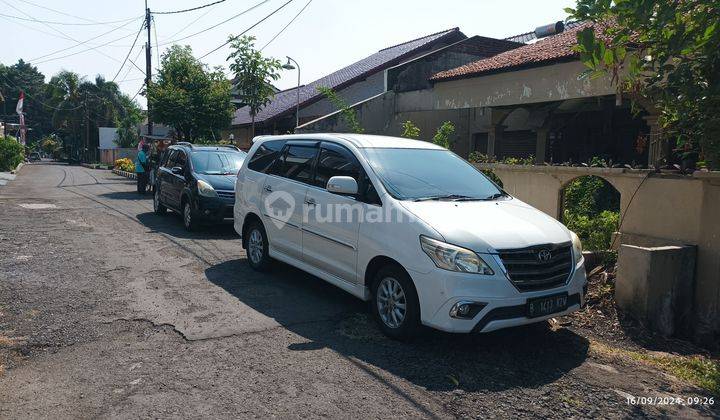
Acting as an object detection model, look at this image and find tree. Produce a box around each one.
[317,86,364,134]
[40,135,60,155]
[114,93,143,148]
[432,121,455,149]
[149,45,234,141]
[0,60,54,143]
[227,36,281,138]
[401,120,420,139]
[566,0,720,169]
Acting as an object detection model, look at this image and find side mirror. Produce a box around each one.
[326,176,358,195]
[171,166,183,175]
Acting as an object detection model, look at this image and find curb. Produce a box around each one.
[82,163,112,170]
[113,169,138,180]
[11,162,23,174]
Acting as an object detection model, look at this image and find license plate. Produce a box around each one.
[527,293,568,318]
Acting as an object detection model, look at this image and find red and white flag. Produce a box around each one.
[17,91,26,145]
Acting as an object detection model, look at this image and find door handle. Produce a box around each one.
[305,198,316,206]
[264,185,273,192]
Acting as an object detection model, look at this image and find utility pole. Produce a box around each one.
[145,1,153,136]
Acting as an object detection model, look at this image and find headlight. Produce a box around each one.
[420,236,494,275]
[571,231,583,263]
[197,180,218,197]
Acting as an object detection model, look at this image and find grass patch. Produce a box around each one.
[591,341,720,396]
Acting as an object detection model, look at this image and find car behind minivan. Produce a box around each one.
[234,134,586,339]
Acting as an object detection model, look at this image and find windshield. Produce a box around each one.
[361,148,504,201]
[191,151,246,175]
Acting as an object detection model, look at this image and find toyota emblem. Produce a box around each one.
[537,249,552,262]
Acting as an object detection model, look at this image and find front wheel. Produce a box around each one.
[183,201,197,231]
[371,265,420,340]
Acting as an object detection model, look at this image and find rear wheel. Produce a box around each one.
[153,188,166,215]
[371,264,420,340]
[245,221,270,271]
[183,200,197,231]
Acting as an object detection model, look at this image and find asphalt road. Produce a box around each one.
[0,163,716,419]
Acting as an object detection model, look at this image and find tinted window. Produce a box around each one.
[280,145,317,183]
[191,151,246,175]
[164,150,178,168]
[362,148,503,201]
[248,140,286,173]
[176,150,187,169]
[314,143,360,188]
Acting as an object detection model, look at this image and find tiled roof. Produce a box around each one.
[233,28,463,126]
[431,22,593,82]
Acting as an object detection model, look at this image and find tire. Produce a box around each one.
[245,220,271,271]
[182,200,197,231]
[153,188,167,215]
[370,264,420,340]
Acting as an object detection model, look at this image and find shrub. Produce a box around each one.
[401,121,420,139]
[114,158,135,173]
[432,121,455,149]
[0,136,25,171]
[562,175,621,250]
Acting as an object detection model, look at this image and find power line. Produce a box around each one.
[16,0,138,24]
[260,0,312,51]
[200,0,295,59]
[152,16,160,69]
[0,73,83,111]
[153,0,228,15]
[0,12,141,26]
[159,7,215,42]
[158,0,271,47]
[112,20,147,82]
[118,46,146,83]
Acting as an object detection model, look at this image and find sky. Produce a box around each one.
[0,0,575,108]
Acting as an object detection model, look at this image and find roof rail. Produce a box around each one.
[219,145,241,151]
[175,142,194,147]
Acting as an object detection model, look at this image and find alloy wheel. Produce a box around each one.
[376,277,407,328]
[247,229,264,265]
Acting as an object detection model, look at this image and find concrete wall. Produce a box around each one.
[432,61,616,110]
[98,127,119,150]
[476,163,720,344]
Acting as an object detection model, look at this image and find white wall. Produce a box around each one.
[98,127,119,150]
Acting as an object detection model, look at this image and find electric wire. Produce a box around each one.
[158,0,272,47]
[199,0,294,59]
[112,20,147,82]
[17,0,138,24]
[0,11,141,26]
[153,0,228,15]
[260,0,311,51]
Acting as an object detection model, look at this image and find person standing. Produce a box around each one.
[135,143,150,194]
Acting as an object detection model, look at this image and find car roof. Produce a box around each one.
[169,144,246,153]
[253,133,445,150]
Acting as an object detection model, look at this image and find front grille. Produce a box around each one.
[216,190,235,200]
[497,242,573,292]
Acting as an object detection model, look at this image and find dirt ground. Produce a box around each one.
[0,163,717,419]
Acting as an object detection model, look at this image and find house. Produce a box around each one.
[225,27,523,148]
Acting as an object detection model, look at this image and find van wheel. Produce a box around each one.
[183,201,196,231]
[246,221,270,271]
[153,188,166,215]
[371,264,420,340]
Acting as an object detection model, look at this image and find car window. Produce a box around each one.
[280,144,317,184]
[176,150,187,169]
[362,148,503,201]
[314,143,360,188]
[247,140,286,173]
[191,151,245,175]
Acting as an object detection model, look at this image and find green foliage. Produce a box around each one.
[432,121,455,149]
[317,86,364,134]
[468,152,495,163]
[40,136,60,155]
[115,94,143,148]
[0,136,24,171]
[502,155,535,165]
[401,120,420,139]
[567,0,720,169]
[562,175,620,250]
[0,60,53,143]
[150,45,234,141]
[227,36,281,135]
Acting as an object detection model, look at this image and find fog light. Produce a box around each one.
[449,301,487,319]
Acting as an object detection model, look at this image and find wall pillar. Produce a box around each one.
[535,128,549,164]
[643,114,667,167]
[487,124,505,158]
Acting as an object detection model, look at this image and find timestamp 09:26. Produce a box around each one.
[626,396,714,406]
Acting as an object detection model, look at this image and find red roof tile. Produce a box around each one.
[431,22,593,82]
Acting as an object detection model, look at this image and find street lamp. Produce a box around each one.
[282,56,300,131]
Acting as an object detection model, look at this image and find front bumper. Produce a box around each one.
[196,196,234,222]
[410,259,587,333]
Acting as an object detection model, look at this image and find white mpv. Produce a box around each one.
[234,134,586,339]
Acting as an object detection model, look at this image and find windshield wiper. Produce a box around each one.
[481,192,509,201]
[413,194,476,202]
